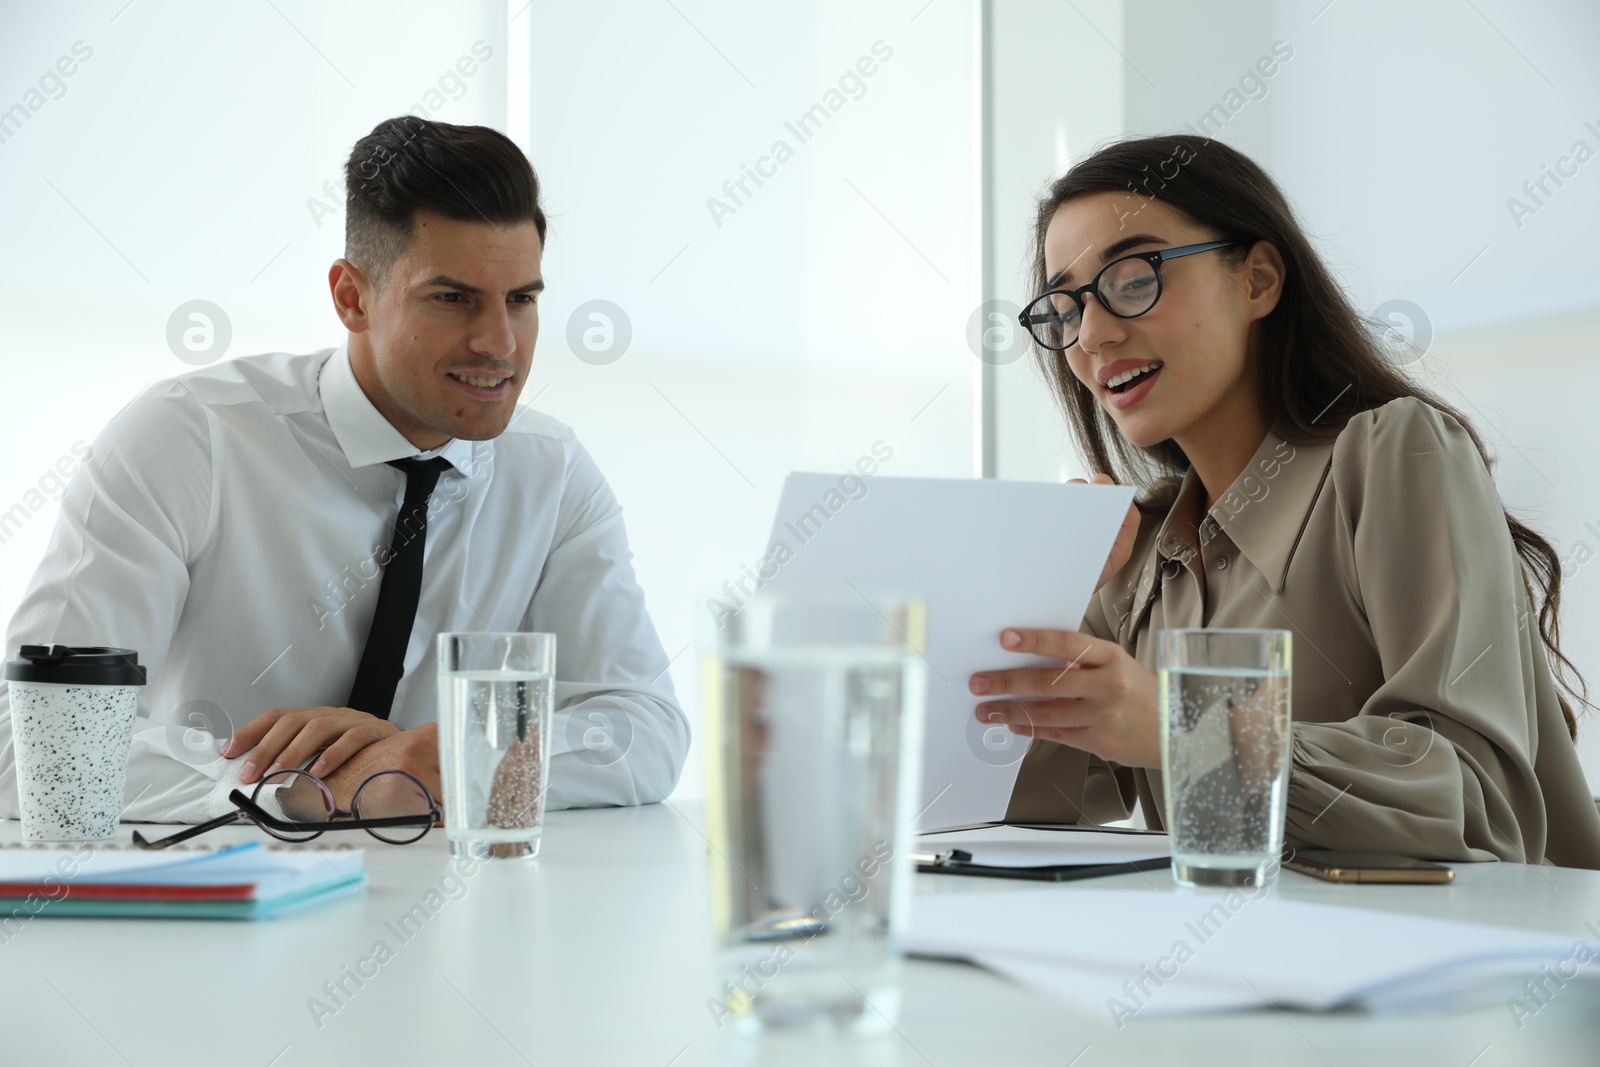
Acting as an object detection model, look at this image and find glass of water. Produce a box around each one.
[1157,628,1292,889]
[436,632,555,860]
[703,591,927,1035]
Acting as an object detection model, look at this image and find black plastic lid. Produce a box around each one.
[4,645,147,686]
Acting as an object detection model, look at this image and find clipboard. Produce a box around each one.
[914,822,1171,883]
[914,854,1172,882]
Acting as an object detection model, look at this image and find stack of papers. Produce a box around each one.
[908,886,1589,1016]
[0,843,366,920]
[919,825,1171,867]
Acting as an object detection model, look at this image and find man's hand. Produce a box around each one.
[221,706,400,784]
[320,722,441,811]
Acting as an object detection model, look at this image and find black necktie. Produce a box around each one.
[346,456,454,718]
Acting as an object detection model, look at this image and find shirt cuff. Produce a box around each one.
[206,754,253,819]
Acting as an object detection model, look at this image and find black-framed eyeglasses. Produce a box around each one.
[132,768,440,850]
[1019,240,1242,351]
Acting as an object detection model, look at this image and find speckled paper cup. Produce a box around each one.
[6,645,147,842]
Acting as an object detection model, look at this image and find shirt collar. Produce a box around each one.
[320,337,485,475]
[1152,423,1336,595]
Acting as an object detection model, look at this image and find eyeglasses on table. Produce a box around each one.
[132,768,440,850]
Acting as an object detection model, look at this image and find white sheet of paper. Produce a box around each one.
[918,825,1170,867]
[760,474,1134,829]
[977,950,1255,1016]
[907,886,1585,1015]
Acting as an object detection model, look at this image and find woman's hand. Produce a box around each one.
[969,627,1161,768]
[1071,472,1139,593]
[220,706,401,784]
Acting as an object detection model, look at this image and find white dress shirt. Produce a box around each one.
[0,340,689,822]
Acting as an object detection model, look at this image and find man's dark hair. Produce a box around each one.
[344,116,547,292]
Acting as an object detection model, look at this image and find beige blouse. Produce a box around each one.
[1007,396,1600,870]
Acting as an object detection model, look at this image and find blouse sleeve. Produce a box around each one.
[1003,583,1138,823]
[1284,398,1552,863]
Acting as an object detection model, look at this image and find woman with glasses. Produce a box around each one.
[970,136,1600,868]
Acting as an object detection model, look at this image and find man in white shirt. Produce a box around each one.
[0,116,689,821]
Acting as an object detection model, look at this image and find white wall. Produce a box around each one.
[986,0,1600,788]
[1259,0,1600,784]
[7,0,1596,800]
[0,0,978,803]
[986,0,1128,485]
[520,0,978,799]
[0,1,510,606]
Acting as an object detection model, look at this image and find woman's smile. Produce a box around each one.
[1100,359,1164,410]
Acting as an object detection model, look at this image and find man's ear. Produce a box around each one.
[329,258,374,333]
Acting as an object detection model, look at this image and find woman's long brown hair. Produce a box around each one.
[1029,135,1584,739]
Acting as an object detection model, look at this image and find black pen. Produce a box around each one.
[912,848,974,867]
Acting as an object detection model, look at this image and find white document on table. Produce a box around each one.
[907,886,1590,1015]
[759,474,1134,830]
[918,825,1170,867]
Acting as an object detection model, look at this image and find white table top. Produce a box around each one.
[1,803,1597,1066]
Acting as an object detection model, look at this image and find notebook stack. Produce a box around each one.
[0,842,366,920]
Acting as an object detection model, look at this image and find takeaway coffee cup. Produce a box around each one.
[5,644,147,842]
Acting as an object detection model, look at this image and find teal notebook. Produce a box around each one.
[0,842,367,920]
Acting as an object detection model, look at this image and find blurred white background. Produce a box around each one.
[1,0,1597,795]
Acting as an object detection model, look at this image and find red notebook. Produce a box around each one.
[0,881,258,900]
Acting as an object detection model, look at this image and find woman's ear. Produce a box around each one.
[1241,239,1286,322]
